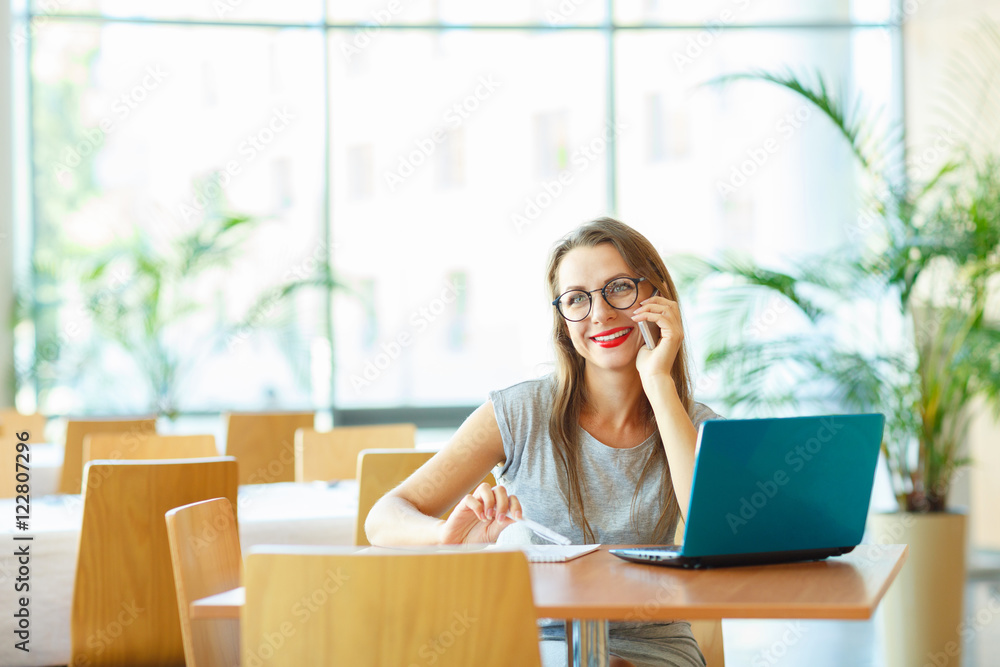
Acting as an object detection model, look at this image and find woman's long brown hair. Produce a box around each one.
[546,217,693,544]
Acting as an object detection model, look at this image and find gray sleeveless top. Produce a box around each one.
[490,374,721,546]
[489,374,721,664]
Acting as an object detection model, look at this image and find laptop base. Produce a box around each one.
[608,545,856,569]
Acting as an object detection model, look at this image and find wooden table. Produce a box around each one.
[192,544,908,666]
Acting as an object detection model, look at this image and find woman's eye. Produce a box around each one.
[608,281,631,294]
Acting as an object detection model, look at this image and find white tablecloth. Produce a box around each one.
[0,481,358,667]
[17,442,62,498]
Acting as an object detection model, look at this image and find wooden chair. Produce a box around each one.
[674,519,726,666]
[0,409,47,498]
[165,498,242,667]
[0,408,47,442]
[70,457,238,667]
[84,433,218,465]
[243,548,541,666]
[224,411,314,485]
[58,417,157,494]
[355,449,496,547]
[294,423,416,482]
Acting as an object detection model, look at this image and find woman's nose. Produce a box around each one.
[589,294,617,322]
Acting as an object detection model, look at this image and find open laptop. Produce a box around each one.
[610,413,884,569]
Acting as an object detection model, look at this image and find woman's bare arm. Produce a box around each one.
[632,295,698,522]
[364,401,522,546]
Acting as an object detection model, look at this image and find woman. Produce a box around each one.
[366,217,718,666]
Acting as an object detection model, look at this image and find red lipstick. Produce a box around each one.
[590,327,633,348]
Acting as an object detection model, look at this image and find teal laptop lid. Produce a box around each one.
[680,413,885,558]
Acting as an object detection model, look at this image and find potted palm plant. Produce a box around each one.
[680,55,1000,666]
[74,212,261,418]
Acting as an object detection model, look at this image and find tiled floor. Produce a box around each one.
[724,573,1000,666]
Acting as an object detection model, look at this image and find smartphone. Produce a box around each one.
[638,289,660,350]
[638,321,658,350]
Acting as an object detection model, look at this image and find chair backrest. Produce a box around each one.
[354,449,496,547]
[294,423,416,482]
[84,433,218,465]
[70,457,238,667]
[0,410,47,498]
[355,449,434,546]
[243,548,541,667]
[224,411,314,485]
[165,498,242,667]
[59,417,157,494]
[0,408,47,442]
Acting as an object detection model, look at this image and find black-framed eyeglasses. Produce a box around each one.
[552,277,648,322]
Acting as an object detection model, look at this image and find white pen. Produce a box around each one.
[500,514,572,545]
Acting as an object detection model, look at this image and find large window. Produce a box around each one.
[10,1,901,418]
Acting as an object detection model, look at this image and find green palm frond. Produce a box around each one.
[675,253,838,323]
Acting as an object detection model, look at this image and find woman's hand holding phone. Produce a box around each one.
[631,289,684,383]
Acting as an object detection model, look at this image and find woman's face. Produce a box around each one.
[556,243,654,372]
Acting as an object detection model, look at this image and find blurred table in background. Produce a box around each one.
[0,480,358,667]
[18,442,62,497]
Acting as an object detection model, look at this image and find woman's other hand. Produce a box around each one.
[438,483,523,545]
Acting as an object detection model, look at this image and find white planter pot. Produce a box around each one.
[870,511,967,667]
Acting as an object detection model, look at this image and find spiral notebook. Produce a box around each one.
[513,544,602,563]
